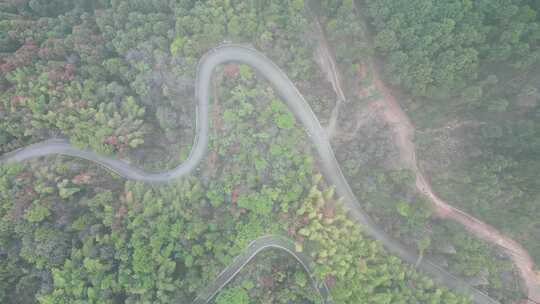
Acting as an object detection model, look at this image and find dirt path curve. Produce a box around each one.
[311,6,540,302]
[312,17,345,139]
[369,58,540,304]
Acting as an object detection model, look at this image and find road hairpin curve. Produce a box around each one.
[0,44,499,304]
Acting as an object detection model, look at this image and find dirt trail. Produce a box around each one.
[311,12,540,303]
[312,18,345,139]
[368,60,540,303]
[312,19,346,103]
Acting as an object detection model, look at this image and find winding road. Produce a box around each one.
[0,44,499,304]
[191,235,332,304]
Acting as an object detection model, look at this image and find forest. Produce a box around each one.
[359,0,540,268]
[1,0,538,303]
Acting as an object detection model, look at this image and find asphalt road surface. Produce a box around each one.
[0,44,499,304]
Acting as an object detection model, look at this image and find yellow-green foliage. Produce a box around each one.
[294,179,470,304]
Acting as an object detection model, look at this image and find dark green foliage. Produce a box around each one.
[0,160,119,303]
[355,0,540,273]
[364,0,540,98]
[215,286,249,304]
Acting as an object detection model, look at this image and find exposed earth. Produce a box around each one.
[311,11,540,303]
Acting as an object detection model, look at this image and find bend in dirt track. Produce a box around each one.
[312,19,346,103]
[369,55,540,304]
[314,1,540,300]
[312,17,345,139]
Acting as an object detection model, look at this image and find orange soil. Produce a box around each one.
[369,62,540,303]
[311,11,540,301]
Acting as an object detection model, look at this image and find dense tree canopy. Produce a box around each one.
[360,0,540,267]
[1,0,534,303]
[365,0,540,99]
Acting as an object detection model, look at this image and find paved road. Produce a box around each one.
[0,44,499,304]
[192,235,332,304]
